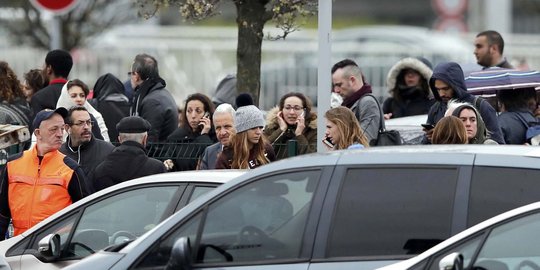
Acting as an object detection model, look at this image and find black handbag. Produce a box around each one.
[366,95,403,146]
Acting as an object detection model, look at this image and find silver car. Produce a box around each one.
[0,170,245,270]
[67,145,540,270]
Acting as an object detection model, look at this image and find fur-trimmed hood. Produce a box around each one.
[265,106,317,131]
[386,57,433,90]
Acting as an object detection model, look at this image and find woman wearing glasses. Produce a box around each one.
[264,92,317,160]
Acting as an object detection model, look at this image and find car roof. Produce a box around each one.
[119,145,540,256]
[21,170,246,237]
[378,200,540,270]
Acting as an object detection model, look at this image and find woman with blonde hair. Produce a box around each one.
[323,106,369,150]
[216,105,276,169]
[431,116,468,144]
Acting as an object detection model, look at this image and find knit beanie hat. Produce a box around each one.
[235,105,265,133]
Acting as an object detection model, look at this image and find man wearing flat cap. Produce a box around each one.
[91,116,166,191]
[0,108,88,239]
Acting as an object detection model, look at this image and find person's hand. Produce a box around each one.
[384,113,392,120]
[164,159,174,171]
[534,107,540,118]
[277,111,287,132]
[423,128,434,142]
[295,114,305,136]
[199,116,211,134]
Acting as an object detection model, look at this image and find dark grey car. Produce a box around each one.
[66,145,540,270]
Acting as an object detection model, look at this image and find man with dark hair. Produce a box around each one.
[424,62,505,144]
[129,53,178,142]
[331,59,382,143]
[91,116,166,191]
[0,107,88,238]
[30,50,73,117]
[60,106,114,191]
[474,30,513,69]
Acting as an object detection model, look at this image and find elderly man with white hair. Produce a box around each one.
[198,103,236,170]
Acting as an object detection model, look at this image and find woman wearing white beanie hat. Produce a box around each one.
[216,105,276,169]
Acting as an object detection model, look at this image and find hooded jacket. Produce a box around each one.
[451,103,497,145]
[264,107,317,160]
[131,78,178,142]
[427,62,504,144]
[89,73,130,141]
[57,82,109,141]
[60,136,115,187]
[383,57,435,118]
[91,141,166,192]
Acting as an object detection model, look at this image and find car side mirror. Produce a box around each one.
[165,237,192,270]
[439,252,464,270]
[38,234,61,262]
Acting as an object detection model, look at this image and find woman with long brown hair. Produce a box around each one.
[216,105,276,169]
[0,61,32,128]
[323,106,369,150]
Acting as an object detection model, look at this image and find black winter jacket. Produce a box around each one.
[131,78,178,142]
[60,137,114,187]
[166,127,216,171]
[90,73,131,141]
[427,62,505,144]
[91,141,166,192]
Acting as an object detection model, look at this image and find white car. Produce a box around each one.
[0,170,245,270]
[385,114,426,145]
[377,201,540,270]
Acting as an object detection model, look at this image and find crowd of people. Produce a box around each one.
[0,29,537,239]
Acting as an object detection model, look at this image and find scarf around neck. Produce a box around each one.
[342,83,373,108]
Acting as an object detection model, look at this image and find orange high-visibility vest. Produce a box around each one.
[7,146,73,236]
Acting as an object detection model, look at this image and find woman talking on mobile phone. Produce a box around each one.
[324,106,369,150]
[166,93,217,171]
[264,92,317,160]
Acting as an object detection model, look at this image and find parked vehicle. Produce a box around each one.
[66,145,540,270]
[377,200,540,270]
[0,170,245,270]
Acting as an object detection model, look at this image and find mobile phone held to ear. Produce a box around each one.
[199,112,210,127]
[323,137,334,148]
[421,123,435,130]
[300,109,305,118]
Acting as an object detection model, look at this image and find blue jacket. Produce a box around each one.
[498,110,538,145]
[427,62,505,144]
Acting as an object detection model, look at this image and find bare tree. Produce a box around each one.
[0,1,139,51]
[136,0,316,106]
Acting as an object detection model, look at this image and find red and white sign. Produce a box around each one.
[30,0,78,15]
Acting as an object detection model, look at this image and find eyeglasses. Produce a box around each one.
[72,120,93,127]
[284,106,304,112]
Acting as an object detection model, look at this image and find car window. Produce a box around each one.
[134,170,321,268]
[472,211,540,270]
[25,213,79,256]
[327,167,458,257]
[63,185,179,259]
[188,186,215,203]
[426,233,485,270]
[469,166,540,226]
